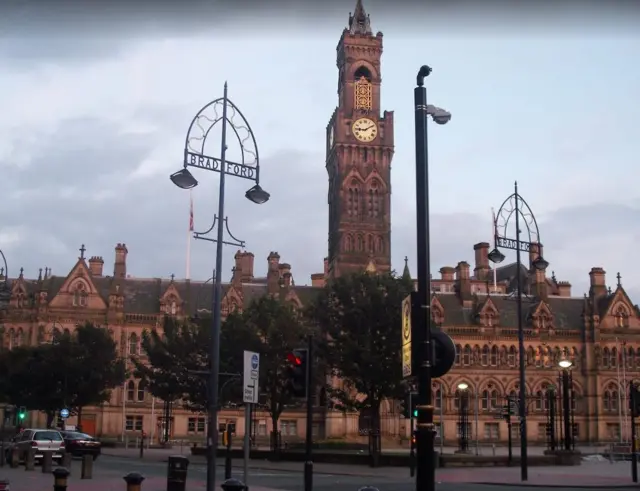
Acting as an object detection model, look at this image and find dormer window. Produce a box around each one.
[164,296,178,315]
[72,282,88,307]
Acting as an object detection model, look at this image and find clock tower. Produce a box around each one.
[326,0,394,278]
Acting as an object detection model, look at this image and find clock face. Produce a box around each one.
[352,118,378,143]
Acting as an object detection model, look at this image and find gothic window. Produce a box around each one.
[8,328,15,349]
[434,389,442,409]
[347,180,361,217]
[508,346,517,367]
[535,347,543,367]
[481,346,489,366]
[375,236,384,253]
[490,345,498,366]
[610,347,618,368]
[137,380,146,402]
[481,390,490,410]
[628,347,635,368]
[129,333,139,355]
[486,313,495,327]
[356,235,363,252]
[615,305,630,328]
[367,234,374,252]
[526,347,535,366]
[367,180,382,218]
[16,292,25,308]
[127,380,135,402]
[603,347,610,368]
[345,235,353,252]
[603,383,619,412]
[164,296,178,315]
[534,390,544,411]
[455,344,462,365]
[491,389,499,409]
[16,329,24,347]
[462,345,471,366]
[72,282,88,307]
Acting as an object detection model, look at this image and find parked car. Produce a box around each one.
[59,431,101,460]
[4,428,65,465]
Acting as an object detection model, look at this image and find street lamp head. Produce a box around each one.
[457,382,469,390]
[488,248,506,264]
[532,255,549,271]
[170,168,198,190]
[245,184,270,205]
[558,357,573,369]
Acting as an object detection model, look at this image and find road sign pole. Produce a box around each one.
[244,403,250,488]
[304,334,314,491]
[243,350,260,489]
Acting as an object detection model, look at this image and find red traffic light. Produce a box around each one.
[287,353,302,365]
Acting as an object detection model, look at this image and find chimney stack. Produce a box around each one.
[455,261,472,301]
[589,267,607,298]
[556,281,572,297]
[233,250,255,283]
[311,273,325,288]
[114,244,128,278]
[267,252,281,293]
[455,261,470,280]
[439,266,455,282]
[473,242,490,280]
[88,256,104,276]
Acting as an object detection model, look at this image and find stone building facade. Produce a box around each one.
[1,0,638,447]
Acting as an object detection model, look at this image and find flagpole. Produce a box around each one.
[186,190,194,280]
[491,208,497,290]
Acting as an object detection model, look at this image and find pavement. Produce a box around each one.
[1,450,639,491]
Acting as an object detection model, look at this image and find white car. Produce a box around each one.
[5,428,65,465]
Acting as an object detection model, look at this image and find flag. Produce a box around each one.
[189,192,194,232]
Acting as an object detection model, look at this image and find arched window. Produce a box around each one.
[347,180,361,217]
[491,389,499,409]
[345,235,353,252]
[72,282,88,307]
[356,235,363,252]
[610,347,618,368]
[375,236,384,254]
[127,380,135,401]
[603,384,619,412]
[353,68,372,110]
[129,333,139,355]
[137,380,146,402]
[603,347,611,368]
[486,313,495,327]
[628,347,635,368]
[481,389,490,410]
[615,305,629,328]
[462,345,471,365]
[490,346,499,366]
[367,234,374,253]
[455,344,462,365]
[367,180,382,218]
[434,388,442,409]
[534,390,544,411]
[8,328,15,349]
[481,346,489,366]
[535,347,543,367]
[16,328,24,347]
[527,347,535,366]
[508,346,517,367]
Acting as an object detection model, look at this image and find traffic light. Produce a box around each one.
[403,393,418,419]
[285,349,308,398]
[17,406,26,421]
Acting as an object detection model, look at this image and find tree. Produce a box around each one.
[60,322,127,425]
[308,271,413,465]
[241,296,310,448]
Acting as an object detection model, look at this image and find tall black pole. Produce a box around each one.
[414,65,435,491]
[631,383,638,483]
[561,370,571,451]
[514,182,528,481]
[507,395,513,466]
[569,371,576,450]
[304,335,314,491]
[206,82,229,491]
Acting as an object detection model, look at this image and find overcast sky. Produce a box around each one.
[1,1,639,301]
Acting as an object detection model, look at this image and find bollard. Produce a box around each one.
[139,432,145,459]
[123,472,145,491]
[10,447,19,468]
[52,467,70,491]
[221,478,246,491]
[25,448,35,471]
[62,452,72,471]
[0,478,9,491]
[81,453,93,479]
[166,455,189,491]
[42,451,53,473]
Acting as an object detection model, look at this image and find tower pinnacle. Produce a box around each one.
[349,0,371,35]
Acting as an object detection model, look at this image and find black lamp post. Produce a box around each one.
[414,65,451,491]
[489,182,549,482]
[169,82,269,491]
[558,354,574,451]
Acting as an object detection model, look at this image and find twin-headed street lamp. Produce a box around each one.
[169,82,270,491]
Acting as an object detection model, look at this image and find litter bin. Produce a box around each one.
[167,455,189,491]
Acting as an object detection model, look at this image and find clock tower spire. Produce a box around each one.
[325,1,394,278]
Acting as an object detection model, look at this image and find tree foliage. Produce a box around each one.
[308,271,414,416]
[0,322,126,426]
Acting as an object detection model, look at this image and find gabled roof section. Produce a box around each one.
[602,285,636,319]
[48,258,108,310]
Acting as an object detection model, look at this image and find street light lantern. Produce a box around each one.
[245,184,270,205]
[558,356,573,369]
[457,382,469,390]
[488,248,506,264]
[170,168,199,189]
[532,255,549,271]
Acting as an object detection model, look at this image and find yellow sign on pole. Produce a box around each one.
[402,294,412,378]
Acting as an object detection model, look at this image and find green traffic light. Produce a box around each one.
[18,413,25,420]
[413,409,418,417]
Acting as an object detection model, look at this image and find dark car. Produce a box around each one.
[59,431,101,460]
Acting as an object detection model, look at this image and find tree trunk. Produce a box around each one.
[368,399,381,468]
[270,415,281,459]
